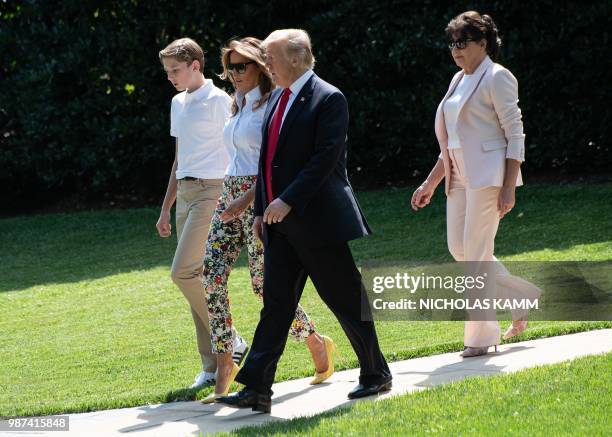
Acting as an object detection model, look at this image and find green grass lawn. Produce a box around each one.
[0,183,611,418]
[228,352,612,436]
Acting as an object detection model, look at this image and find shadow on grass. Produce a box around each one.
[0,207,250,292]
[352,183,612,261]
[163,386,201,403]
[1,183,611,292]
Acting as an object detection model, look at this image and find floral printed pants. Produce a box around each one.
[203,175,316,353]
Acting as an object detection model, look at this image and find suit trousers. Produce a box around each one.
[172,179,237,372]
[235,228,391,395]
[446,149,541,348]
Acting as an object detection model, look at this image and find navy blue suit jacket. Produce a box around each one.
[254,73,371,247]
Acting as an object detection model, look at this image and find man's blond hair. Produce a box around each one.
[263,29,315,70]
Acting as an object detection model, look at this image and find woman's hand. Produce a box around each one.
[220,195,250,224]
[411,181,435,211]
[497,185,515,219]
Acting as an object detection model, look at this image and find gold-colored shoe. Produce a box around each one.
[309,335,339,385]
[201,363,240,404]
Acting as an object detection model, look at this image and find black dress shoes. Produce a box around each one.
[215,387,272,413]
[348,379,392,399]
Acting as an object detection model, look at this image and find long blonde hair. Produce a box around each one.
[219,37,274,116]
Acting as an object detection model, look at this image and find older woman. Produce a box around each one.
[411,11,541,357]
[200,37,336,403]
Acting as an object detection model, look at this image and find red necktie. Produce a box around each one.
[265,88,292,203]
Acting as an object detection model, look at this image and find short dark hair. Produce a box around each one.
[445,11,502,60]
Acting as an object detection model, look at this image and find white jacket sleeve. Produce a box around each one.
[490,68,525,162]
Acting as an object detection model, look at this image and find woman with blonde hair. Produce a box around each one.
[411,12,541,357]
[201,37,336,403]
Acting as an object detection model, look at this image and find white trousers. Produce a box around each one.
[446,149,541,347]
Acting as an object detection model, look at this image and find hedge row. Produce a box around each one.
[1,0,610,211]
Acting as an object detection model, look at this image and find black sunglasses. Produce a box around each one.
[447,38,474,50]
[227,61,255,74]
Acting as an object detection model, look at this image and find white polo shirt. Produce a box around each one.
[170,79,231,179]
[223,87,266,176]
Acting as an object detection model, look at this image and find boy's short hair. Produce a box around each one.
[159,38,205,72]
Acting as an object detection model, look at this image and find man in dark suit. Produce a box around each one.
[217,29,391,413]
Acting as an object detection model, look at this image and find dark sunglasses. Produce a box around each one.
[447,38,474,50]
[227,61,255,74]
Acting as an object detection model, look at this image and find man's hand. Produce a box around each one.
[252,216,264,242]
[156,210,172,237]
[263,198,292,225]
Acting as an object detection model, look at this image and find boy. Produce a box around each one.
[157,38,248,388]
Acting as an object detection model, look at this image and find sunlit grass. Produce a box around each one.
[1,183,610,417]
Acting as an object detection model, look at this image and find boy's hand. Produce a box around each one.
[156,210,172,237]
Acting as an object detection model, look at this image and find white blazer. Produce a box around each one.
[435,56,525,195]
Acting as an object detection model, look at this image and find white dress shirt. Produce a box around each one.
[170,79,231,179]
[278,69,314,128]
[223,87,266,176]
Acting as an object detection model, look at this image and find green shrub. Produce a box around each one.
[1,0,609,211]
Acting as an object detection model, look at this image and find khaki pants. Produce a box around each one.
[172,178,235,372]
[446,149,541,348]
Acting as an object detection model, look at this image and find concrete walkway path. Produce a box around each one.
[7,329,611,437]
